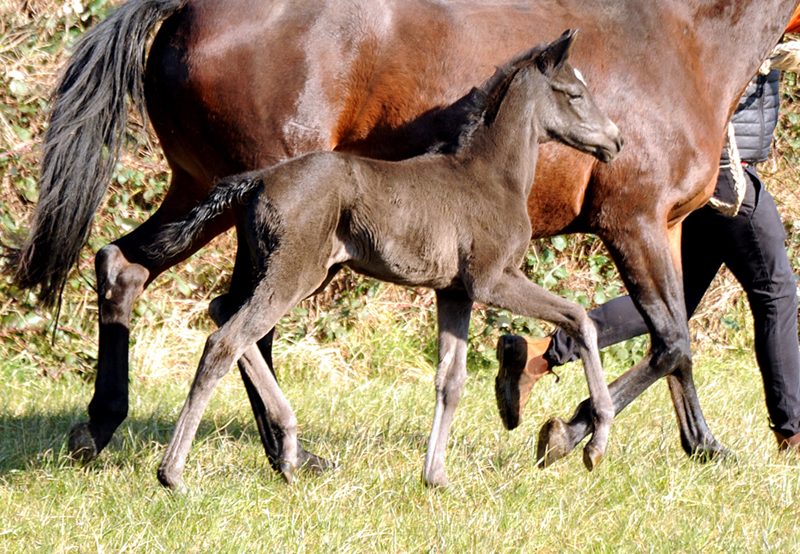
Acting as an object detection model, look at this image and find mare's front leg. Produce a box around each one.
[471,268,613,470]
[68,173,234,462]
[538,223,726,464]
[423,289,473,487]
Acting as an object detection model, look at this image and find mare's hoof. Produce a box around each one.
[536,417,571,468]
[298,446,335,475]
[67,423,98,464]
[582,444,603,471]
[690,441,731,463]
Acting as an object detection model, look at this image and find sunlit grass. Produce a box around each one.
[2,306,800,553]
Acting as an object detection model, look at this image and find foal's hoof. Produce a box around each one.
[279,460,297,485]
[582,444,603,471]
[422,469,449,488]
[67,423,98,464]
[156,465,187,494]
[536,417,572,468]
[298,446,335,475]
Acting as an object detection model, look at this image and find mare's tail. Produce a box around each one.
[148,174,264,263]
[12,0,187,306]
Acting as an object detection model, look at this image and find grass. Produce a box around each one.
[2,306,800,553]
[2,0,800,552]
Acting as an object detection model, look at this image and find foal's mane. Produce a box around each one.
[432,43,548,154]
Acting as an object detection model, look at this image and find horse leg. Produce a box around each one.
[207,289,333,476]
[158,248,335,491]
[157,276,303,490]
[67,244,149,462]
[536,225,725,465]
[422,289,473,487]
[209,295,302,483]
[470,268,613,470]
[67,170,234,463]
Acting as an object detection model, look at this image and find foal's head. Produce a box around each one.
[528,30,623,163]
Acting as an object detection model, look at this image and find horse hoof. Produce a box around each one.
[422,467,449,488]
[156,465,186,493]
[690,441,731,463]
[582,444,603,471]
[536,417,571,468]
[298,446,335,475]
[67,423,98,464]
[279,460,297,485]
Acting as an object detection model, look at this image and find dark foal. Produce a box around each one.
[149,33,622,490]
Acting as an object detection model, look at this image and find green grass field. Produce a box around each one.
[2,306,800,553]
[3,1,800,552]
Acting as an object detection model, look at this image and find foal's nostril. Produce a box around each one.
[616,135,625,152]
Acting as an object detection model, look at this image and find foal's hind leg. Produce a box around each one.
[158,279,305,490]
[208,292,333,477]
[423,290,473,487]
[470,268,613,470]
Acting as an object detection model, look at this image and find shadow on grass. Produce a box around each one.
[0,404,448,481]
[0,408,267,477]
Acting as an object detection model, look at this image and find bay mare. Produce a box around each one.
[13,0,800,471]
[148,34,622,489]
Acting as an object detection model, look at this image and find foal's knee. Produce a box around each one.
[560,306,596,350]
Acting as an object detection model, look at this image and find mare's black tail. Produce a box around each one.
[12,0,187,306]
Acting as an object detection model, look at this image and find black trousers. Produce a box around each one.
[546,167,800,437]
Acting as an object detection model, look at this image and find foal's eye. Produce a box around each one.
[568,92,583,102]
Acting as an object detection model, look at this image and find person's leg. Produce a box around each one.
[721,169,800,444]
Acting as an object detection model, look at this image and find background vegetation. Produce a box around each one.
[1,1,800,551]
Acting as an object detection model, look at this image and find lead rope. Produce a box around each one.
[708,122,746,217]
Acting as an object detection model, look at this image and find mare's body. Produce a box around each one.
[14,0,800,467]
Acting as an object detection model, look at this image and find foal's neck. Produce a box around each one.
[458,72,541,197]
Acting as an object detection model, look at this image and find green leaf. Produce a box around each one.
[551,235,568,252]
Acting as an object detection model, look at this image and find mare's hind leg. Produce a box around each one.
[470,268,613,470]
[537,226,725,464]
[423,290,473,487]
[68,170,235,463]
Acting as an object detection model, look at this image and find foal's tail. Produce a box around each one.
[148,174,264,263]
[12,0,187,307]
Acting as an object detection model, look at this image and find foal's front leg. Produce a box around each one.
[423,289,473,487]
[471,267,613,470]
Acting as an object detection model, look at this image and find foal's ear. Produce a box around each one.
[537,29,578,75]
